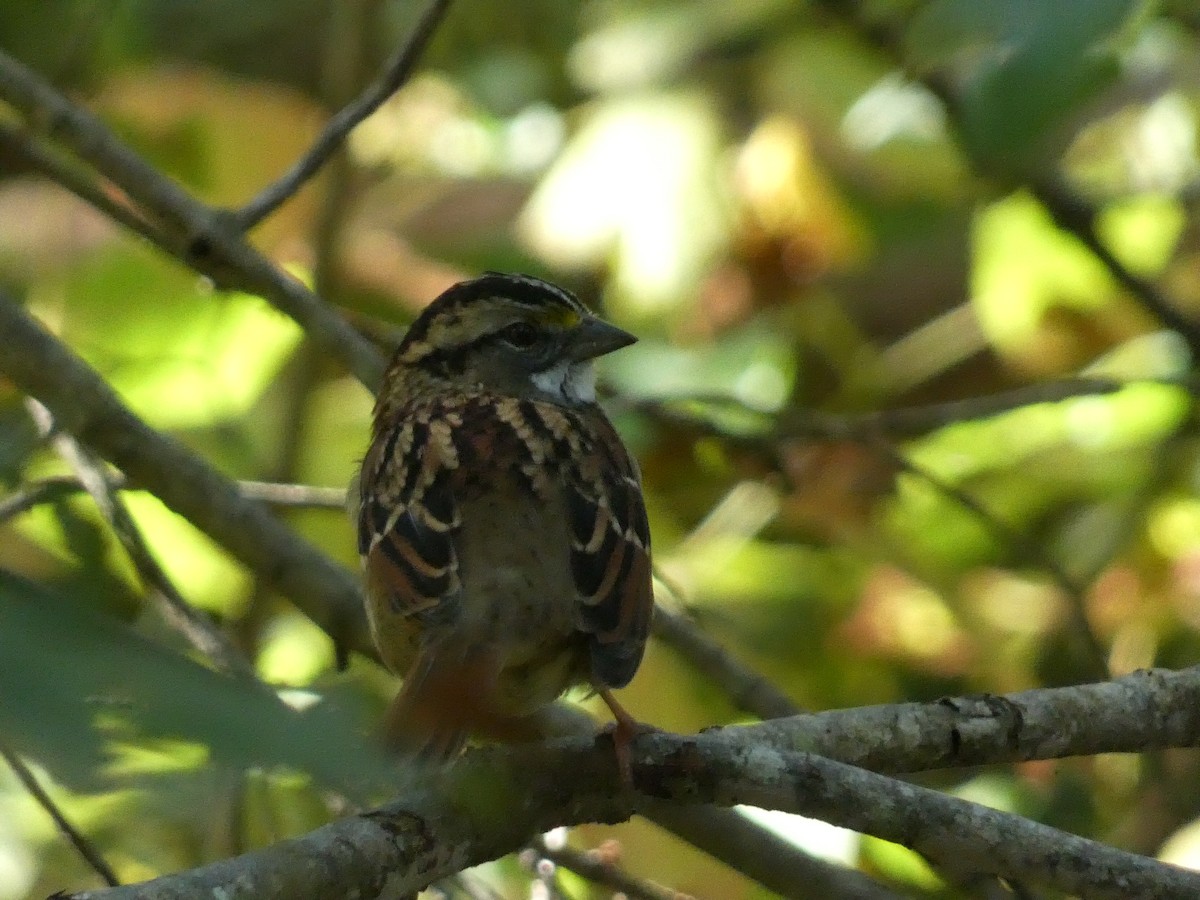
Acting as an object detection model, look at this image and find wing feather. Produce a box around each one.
[566,416,654,689]
[359,414,462,623]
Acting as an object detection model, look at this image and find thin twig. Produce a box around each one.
[26,399,258,680]
[626,377,1175,450]
[0,476,347,524]
[531,837,689,900]
[877,440,1111,681]
[0,741,120,887]
[236,481,347,509]
[776,377,1145,439]
[1032,176,1200,358]
[0,121,169,249]
[0,50,386,389]
[0,475,83,523]
[232,0,453,229]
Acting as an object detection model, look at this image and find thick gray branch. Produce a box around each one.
[746,665,1200,772]
[69,723,1200,900]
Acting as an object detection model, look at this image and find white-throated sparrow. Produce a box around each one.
[357,272,653,775]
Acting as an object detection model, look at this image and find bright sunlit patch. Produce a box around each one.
[889,580,961,660]
[122,491,251,616]
[568,13,694,92]
[1127,93,1198,191]
[519,93,730,317]
[1094,752,1141,798]
[1062,396,1117,449]
[905,383,1186,483]
[1148,498,1200,559]
[42,247,303,431]
[430,118,497,176]
[971,571,1064,636]
[503,103,565,173]
[971,192,1114,348]
[734,117,864,277]
[600,323,795,412]
[1084,330,1191,380]
[859,835,943,890]
[952,772,1023,812]
[841,73,945,151]
[1097,193,1185,277]
[104,738,210,778]
[737,805,859,864]
[733,360,788,410]
[256,611,334,686]
[1156,820,1200,868]
[1107,622,1157,677]
[351,74,562,178]
[0,776,35,900]
[1160,818,1200,871]
[277,688,323,712]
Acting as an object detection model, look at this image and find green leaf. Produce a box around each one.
[53,243,301,431]
[908,0,1142,176]
[0,570,386,794]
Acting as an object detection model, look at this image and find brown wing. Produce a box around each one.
[358,414,463,628]
[565,412,653,689]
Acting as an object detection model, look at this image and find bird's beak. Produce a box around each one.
[568,317,637,361]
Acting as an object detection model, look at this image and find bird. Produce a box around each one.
[356,272,653,782]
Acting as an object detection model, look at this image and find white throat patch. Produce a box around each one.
[531,360,596,404]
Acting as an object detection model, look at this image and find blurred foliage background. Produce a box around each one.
[3,0,1200,897]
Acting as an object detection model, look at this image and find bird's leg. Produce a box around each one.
[596,686,650,789]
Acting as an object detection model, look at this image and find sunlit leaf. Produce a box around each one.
[519,92,732,320]
[47,244,301,430]
[972,192,1115,349]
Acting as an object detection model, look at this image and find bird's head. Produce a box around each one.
[383,273,636,409]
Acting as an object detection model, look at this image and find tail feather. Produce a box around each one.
[379,648,581,758]
[379,648,500,761]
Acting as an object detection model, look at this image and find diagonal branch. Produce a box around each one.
[0,50,386,390]
[0,289,374,666]
[26,399,258,680]
[0,476,348,524]
[809,0,1200,357]
[1032,175,1200,357]
[0,741,120,888]
[232,0,454,230]
[748,665,1200,773]
[0,121,169,249]
[775,376,1153,439]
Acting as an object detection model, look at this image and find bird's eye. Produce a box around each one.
[499,322,540,349]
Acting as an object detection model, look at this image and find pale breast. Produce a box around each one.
[455,480,588,713]
[455,481,576,647]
